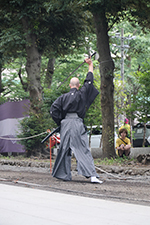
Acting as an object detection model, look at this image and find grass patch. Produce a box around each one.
[94,156,137,166]
[0,154,51,163]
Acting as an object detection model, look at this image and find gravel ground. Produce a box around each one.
[0,158,150,206]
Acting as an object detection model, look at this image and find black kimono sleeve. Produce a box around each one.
[81,72,99,110]
[50,96,62,126]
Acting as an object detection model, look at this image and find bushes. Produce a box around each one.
[17,102,56,157]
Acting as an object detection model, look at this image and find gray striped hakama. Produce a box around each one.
[52,113,99,180]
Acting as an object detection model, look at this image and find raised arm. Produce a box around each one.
[84,58,93,73]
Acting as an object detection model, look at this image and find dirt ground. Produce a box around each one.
[0,158,150,207]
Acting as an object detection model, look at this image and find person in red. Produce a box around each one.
[50,57,103,183]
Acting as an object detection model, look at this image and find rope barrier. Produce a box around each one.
[95,166,130,180]
[0,131,47,141]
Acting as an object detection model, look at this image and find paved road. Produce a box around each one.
[0,183,150,225]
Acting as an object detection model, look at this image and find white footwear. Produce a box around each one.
[91,176,103,184]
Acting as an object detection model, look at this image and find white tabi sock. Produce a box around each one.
[91,176,103,184]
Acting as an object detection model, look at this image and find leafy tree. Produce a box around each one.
[0,0,90,108]
[135,62,150,123]
[17,88,60,156]
[109,21,150,142]
[74,0,150,158]
[17,103,54,156]
[1,57,29,100]
[124,60,150,146]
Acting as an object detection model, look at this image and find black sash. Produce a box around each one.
[119,138,127,145]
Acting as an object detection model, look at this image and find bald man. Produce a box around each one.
[50,58,103,183]
[69,77,80,89]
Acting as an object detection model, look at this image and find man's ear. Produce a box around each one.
[69,84,71,88]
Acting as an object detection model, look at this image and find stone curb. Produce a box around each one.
[0,159,150,176]
[0,159,50,168]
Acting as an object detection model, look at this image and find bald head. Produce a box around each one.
[69,77,80,89]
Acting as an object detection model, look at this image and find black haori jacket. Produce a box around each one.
[50,72,99,126]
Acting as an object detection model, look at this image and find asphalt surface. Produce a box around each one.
[0,183,150,225]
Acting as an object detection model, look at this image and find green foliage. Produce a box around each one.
[114,74,128,119]
[0,0,90,57]
[1,57,29,99]
[78,0,150,31]
[139,60,150,96]
[110,20,150,126]
[17,102,54,156]
[0,0,94,104]
[0,96,6,105]
[109,20,150,77]
[125,61,150,124]
[95,156,136,166]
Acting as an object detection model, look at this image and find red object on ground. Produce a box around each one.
[50,135,60,147]
[46,129,60,173]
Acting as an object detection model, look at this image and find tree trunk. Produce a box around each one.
[45,58,55,89]
[18,68,28,92]
[22,17,42,106]
[88,125,92,148]
[142,123,146,147]
[93,10,115,158]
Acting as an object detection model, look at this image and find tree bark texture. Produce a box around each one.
[18,68,28,92]
[93,10,115,158]
[45,58,55,89]
[22,18,42,105]
[143,123,146,147]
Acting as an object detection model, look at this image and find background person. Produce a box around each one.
[50,57,103,184]
[116,128,131,157]
[119,118,131,139]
